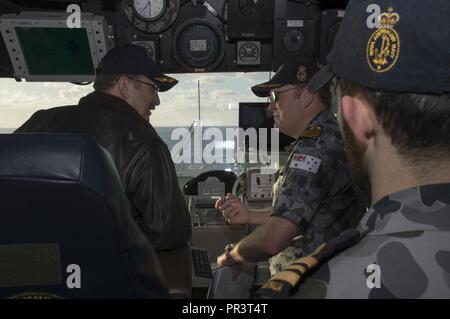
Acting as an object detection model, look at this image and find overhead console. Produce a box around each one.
[0,0,348,81]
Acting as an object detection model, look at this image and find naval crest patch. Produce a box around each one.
[366,7,400,73]
[297,65,307,82]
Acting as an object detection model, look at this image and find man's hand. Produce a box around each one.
[216,252,231,268]
[215,193,252,225]
[216,252,244,280]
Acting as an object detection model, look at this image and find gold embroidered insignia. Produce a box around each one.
[366,7,401,73]
[301,125,322,139]
[297,65,307,82]
[154,77,176,83]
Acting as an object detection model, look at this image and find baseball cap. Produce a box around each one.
[97,44,178,92]
[308,0,450,95]
[252,61,320,97]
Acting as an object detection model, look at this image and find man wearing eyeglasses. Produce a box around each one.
[216,61,367,281]
[263,0,450,299]
[15,45,192,295]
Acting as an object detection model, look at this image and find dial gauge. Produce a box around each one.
[124,0,179,34]
[132,41,156,61]
[283,29,305,51]
[173,19,224,71]
[239,42,259,61]
[132,0,167,21]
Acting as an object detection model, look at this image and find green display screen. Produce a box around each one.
[15,27,95,76]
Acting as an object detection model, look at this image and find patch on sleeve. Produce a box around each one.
[289,154,322,174]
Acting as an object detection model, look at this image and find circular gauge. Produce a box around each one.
[133,41,155,59]
[238,42,260,62]
[173,19,224,71]
[327,21,342,48]
[124,0,179,34]
[132,0,167,21]
[283,29,305,52]
[238,0,264,17]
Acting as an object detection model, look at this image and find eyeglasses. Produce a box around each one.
[127,77,159,93]
[269,86,304,104]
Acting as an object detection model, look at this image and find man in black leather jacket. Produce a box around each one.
[15,44,192,254]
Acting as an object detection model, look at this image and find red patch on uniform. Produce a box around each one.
[293,154,306,161]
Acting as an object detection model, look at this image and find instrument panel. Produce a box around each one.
[0,0,348,76]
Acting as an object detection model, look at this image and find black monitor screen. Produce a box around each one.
[239,102,272,131]
[16,27,95,76]
[238,102,295,152]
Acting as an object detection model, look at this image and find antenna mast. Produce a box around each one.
[197,80,201,122]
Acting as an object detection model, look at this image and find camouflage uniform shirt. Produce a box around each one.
[294,184,450,298]
[270,110,366,274]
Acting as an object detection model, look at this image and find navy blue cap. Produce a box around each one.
[309,0,450,94]
[252,61,320,97]
[97,44,178,92]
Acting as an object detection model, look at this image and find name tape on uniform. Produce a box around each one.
[289,154,321,174]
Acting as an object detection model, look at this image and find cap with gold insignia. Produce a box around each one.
[252,61,320,97]
[308,0,450,94]
[97,44,178,92]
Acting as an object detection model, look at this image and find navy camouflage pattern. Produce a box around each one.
[270,110,367,274]
[293,184,450,298]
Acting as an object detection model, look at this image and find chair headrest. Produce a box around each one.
[0,134,123,206]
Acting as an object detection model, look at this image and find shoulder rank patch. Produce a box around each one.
[289,153,322,174]
[301,125,322,140]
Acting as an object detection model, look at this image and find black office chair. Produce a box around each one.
[157,243,193,299]
[0,134,168,299]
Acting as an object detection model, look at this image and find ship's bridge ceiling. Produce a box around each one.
[0,0,347,82]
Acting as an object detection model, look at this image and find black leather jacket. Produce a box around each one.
[15,91,192,251]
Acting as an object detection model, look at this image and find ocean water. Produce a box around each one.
[157,126,244,178]
[156,126,239,152]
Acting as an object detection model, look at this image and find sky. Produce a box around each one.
[0,72,272,130]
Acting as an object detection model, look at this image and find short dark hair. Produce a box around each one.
[93,74,122,92]
[93,73,143,92]
[338,78,450,169]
